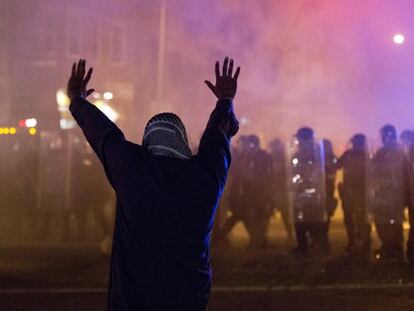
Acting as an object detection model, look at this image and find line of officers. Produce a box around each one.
[215,124,414,263]
[0,132,114,247]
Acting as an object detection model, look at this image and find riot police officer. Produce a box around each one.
[217,135,273,249]
[337,134,371,255]
[243,135,274,249]
[290,127,329,255]
[400,129,414,263]
[371,125,408,261]
[214,135,248,244]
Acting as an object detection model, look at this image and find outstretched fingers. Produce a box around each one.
[228,59,234,77]
[222,57,229,76]
[83,67,93,86]
[79,59,86,79]
[71,62,76,77]
[76,60,81,77]
[85,89,95,97]
[233,66,240,81]
[215,61,220,79]
[204,80,217,97]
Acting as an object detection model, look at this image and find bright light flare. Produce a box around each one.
[393,34,405,45]
[25,118,37,128]
[59,119,76,130]
[56,89,70,111]
[94,100,119,122]
[103,92,114,100]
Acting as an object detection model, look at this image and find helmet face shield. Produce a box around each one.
[351,134,366,150]
[380,125,397,147]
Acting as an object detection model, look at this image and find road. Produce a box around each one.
[1,220,414,310]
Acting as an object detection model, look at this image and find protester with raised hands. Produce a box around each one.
[67,57,240,310]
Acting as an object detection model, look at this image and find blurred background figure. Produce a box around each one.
[370,125,408,261]
[0,136,39,242]
[65,140,113,244]
[290,127,329,256]
[36,135,66,242]
[214,135,249,245]
[337,134,371,256]
[268,138,294,245]
[322,139,338,250]
[400,129,414,156]
[217,134,273,250]
[242,135,274,250]
[400,129,414,264]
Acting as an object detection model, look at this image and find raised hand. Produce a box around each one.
[205,57,240,100]
[67,59,95,101]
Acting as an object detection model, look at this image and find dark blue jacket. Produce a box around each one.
[70,98,238,310]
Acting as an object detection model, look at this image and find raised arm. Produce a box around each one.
[67,59,134,188]
[198,57,240,185]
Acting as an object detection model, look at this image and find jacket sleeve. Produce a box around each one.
[197,98,239,188]
[69,97,139,189]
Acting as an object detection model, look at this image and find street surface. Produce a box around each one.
[1,219,414,310]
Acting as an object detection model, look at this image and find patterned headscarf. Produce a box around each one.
[142,112,192,160]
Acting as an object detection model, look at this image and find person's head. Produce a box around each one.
[269,138,284,154]
[247,134,260,150]
[295,127,314,150]
[400,129,413,146]
[236,135,249,151]
[350,133,366,151]
[380,124,397,148]
[142,112,192,159]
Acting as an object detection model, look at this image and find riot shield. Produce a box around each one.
[368,145,407,225]
[288,139,327,224]
[268,139,294,241]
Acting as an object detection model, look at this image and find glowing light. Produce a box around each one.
[59,119,76,130]
[103,92,114,100]
[94,100,119,122]
[9,127,16,135]
[25,118,37,128]
[18,120,26,127]
[0,128,4,134]
[393,34,405,45]
[29,128,37,135]
[3,128,9,134]
[240,117,249,125]
[292,158,299,165]
[56,89,70,109]
[292,174,301,183]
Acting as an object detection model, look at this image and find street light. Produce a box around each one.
[393,34,405,45]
